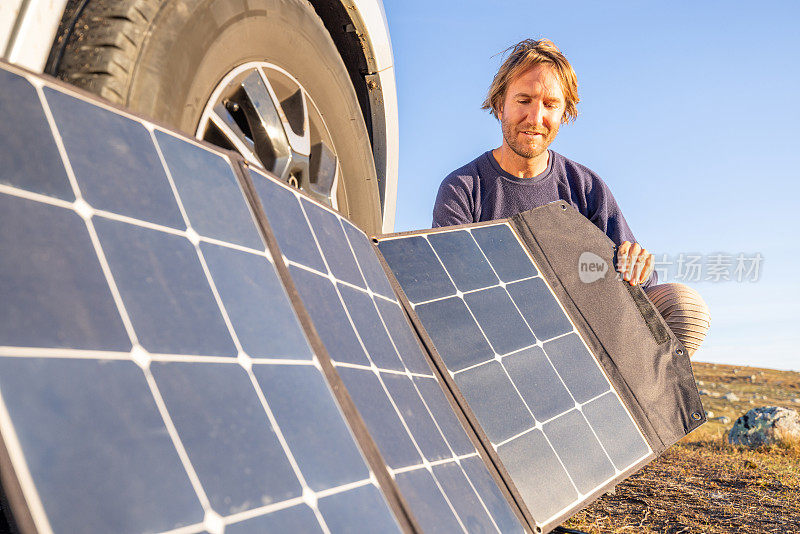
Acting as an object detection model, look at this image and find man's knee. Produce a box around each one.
[643,283,710,356]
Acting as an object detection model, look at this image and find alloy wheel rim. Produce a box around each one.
[197,62,340,208]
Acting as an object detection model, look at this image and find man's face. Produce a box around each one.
[498,64,566,160]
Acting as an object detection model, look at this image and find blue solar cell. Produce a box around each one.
[414,297,494,371]
[411,377,475,456]
[471,224,537,282]
[0,194,130,351]
[542,409,616,494]
[394,469,463,533]
[0,358,203,533]
[249,169,326,272]
[463,286,536,355]
[288,266,370,366]
[0,70,72,200]
[151,362,302,514]
[335,367,422,470]
[380,373,452,462]
[503,346,575,422]
[454,361,535,444]
[317,484,401,533]
[542,333,609,404]
[341,219,396,299]
[377,236,455,304]
[497,429,577,523]
[427,230,498,292]
[252,364,371,491]
[373,298,433,376]
[45,88,183,228]
[431,462,497,533]
[93,218,236,356]
[506,277,572,341]
[225,505,322,534]
[300,198,366,289]
[582,392,650,471]
[459,455,525,533]
[154,130,263,249]
[337,284,405,371]
[200,243,312,359]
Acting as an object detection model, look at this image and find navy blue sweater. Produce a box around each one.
[432,150,656,286]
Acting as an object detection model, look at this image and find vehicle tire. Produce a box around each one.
[46,0,382,233]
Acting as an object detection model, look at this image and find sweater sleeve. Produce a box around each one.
[432,173,475,228]
[585,177,659,288]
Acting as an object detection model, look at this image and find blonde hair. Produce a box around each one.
[482,38,580,123]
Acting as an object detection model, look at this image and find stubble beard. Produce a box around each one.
[501,117,559,160]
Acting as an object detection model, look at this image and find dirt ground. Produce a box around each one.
[561,361,800,533]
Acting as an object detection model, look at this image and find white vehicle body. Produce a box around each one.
[0,0,399,232]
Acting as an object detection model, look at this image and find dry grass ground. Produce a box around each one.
[561,362,800,533]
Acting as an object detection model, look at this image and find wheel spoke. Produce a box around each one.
[258,68,311,157]
[207,107,261,166]
[309,141,338,204]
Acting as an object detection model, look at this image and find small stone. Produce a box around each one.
[705,410,714,418]
[697,380,705,387]
[722,392,739,402]
[717,416,731,424]
[698,389,711,396]
[728,406,800,448]
[732,369,739,374]
[748,375,757,382]
[792,398,800,404]
[744,460,758,469]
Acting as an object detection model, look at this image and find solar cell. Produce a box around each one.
[0,70,73,200]
[377,222,653,528]
[249,168,525,533]
[45,88,185,229]
[0,64,402,534]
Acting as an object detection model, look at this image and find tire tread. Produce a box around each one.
[50,0,161,104]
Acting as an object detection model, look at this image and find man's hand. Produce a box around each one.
[616,241,654,286]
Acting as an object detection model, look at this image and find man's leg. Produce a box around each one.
[643,283,710,357]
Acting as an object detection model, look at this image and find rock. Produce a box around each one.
[697,380,705,386]
[699,389,711,396]
[748,375,757,382]
[722,392,739,402]
[792,398,800,404]
[705,410,714,418]
[728,406,800,448]
[717,416,731,424]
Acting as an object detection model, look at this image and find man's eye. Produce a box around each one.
[516,99,530,104]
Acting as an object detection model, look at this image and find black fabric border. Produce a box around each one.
[510,202,705,450]
[371,238,538,534]
[234,161,420,533]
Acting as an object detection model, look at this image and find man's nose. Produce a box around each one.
[526,102,546,127]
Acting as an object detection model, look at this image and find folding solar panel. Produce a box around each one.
[0,60,704,534]
[0,63,402,534]
[376,214,706,531]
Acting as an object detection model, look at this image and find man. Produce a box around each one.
[433,38,710,355]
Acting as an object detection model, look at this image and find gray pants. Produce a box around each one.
[644,283,710,357]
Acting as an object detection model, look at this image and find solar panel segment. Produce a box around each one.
[0,64,402,534]
[248,169,525,533]
[377,223,653,528]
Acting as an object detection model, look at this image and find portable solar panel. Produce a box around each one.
[0,63,403,534]
[376,214,706,532]
[0,60,704,534]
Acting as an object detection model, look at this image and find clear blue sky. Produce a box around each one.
[382,0,800,371]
